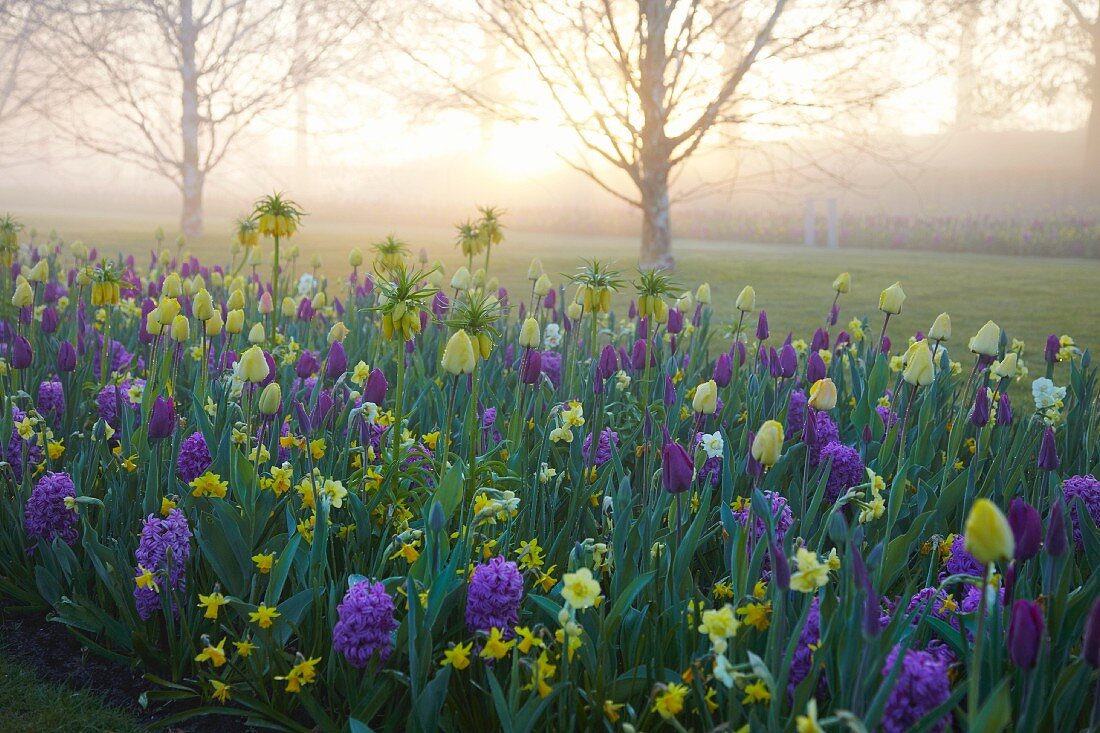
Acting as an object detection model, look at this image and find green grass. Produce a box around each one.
[0,656,139,733]
[19,208,1100,362]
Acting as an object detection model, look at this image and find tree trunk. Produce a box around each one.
[640,172,673,270]
[180,0,204,237]
[1086,37,1100,182]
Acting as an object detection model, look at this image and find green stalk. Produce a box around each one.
[968,568,990,726]
[271,234,281,342]
[393,340,406,470]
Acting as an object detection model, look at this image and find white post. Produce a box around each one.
[827,198,839,249]
[804,199,816,247]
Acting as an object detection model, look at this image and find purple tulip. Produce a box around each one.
[810,327,829,353]
[139,298,157,345]
[712,352,733,388]
[520,350,542,385]
[881,335,892,353]
[770,541,790,590]
[667,308,684,335]
[597,344,618,382]
[807,351,826,383]
[363,368,388,404]
[828,301,840,326]
[746,430,762,478]
[293,399,312,434]
[1008,499,1042,561]
[261,351,277,387]
[313,390,334,429]
[419,309,429,332]
[57,341,77,372]
[326,342,348,380]
[40,307,59,334]
[12,335,32,369]
[1037,426,1059,471]
[1007,600,1045,670]
[661,429,694,494]
[148,395,176,442]
[663,376,675,406]
[334,297,345,317]
[997,393,1013,426]
[970,387,990,427]
[1083,598,1100,668]
[733,339,747,366]
[543,288,556,309]
[297,350,319,379]
[296,297,314,321]
[756,310,769,341]
[779,343,798,379]
[1045,334,1060,364]
[1046,498,1067,557]
[628,300,637,319]
[617,346,630,373]
[630,339,649,371]
[768,347,782,379]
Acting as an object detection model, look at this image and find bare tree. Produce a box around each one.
[39,0,374,236]
[412,0,909,267]
[0,1,55,163]
[1059,1,1100,176]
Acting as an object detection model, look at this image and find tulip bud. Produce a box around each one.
[227,288,246,310]
[770,541,790,590]
[779,343,797,378]
[1044,334,1060,365]
[964,498,1015,564]
[441,329,476,375]
[968,320,1001,357]
[170,314,190,342]
[349,248,364,268]
[751,420,784,467]
[519,318,540,349]
[970,387,990,427]
[1037,426,1059,471]
[325,341,348,379]
[26,259,48,282]
[1007,498,1042,561]
[520,349,542,385]
[755,310,769,341]
[667,308,683,335]
[1083,598,1100,668]
[258,382,282,416]
[248,323,266,344]
[193,288,214,321]
[902,340,936,386]
[1007,600,1045,670]
[808,378,837,411]
[205,310,223,337]
[992,352,1018,380]
[148,396,176,442]
[40,307,59,334]
[928,312,951,342]
[712,353,733,388]
[57,341,77,372]
[226,309,245,334]
[238,345,270,383]
[363,368,388,404]
[661,431,694,494]
[258,291,273,314]
[806,351,827,384]
[281,297,296,318]
[566,302,582,321]
[162,273,182,298]
[1046,498,1068,557]
[156,297,181,326]
[328,321,349,344]
[533,273,552,297]
[736,286,755,313]
[527,258,543,281]
[693,379,718,415]
[878,282,905,315]
[11,280,33,308]
[832,272,850,294]
[12,335,32,369]
[311,291,326,310]
[450,266,471,291]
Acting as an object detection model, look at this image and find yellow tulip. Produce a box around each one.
[162,273,182,298]
[566,302,583,321]
[170,315,190,343]
[205,310,224,337]
[258,382,282,416]
[156,297,181,325]
[519,318,541,349]
[693,380,718,415]
[751,420,784,467]
[238,345,270,383]
[878,282,905,315]
[441,329,476,375]
[227,288,245,310]
[248,323,266,344]
[328,322,349,344]
[968,320,1001,357]
[281,297,296,318]
[26,259,48,283]
[311,292,326,310]
[527,258,543,280]
[193,288,215,321]
[991,352,1018,379]
[349,249,364,268]
[534,273,552,297]
[225,309,245,334]
[928,313,951,342]
[902,340,936,386]
[808,378,837,410]
[736,286,755,313]
[11,280,33,308]
[964,498,1014,564]
[450,266,471,291]
[832,272,850,294]
[696,282,711,305]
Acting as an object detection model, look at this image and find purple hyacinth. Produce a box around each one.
[92,334,135,375]
[881,645,953,733]
[945,534,984,578]
[96,380,143,428]
[876,404,899,430]
[465,555,524,637]
[1062,475,1100,551]
[817,441,865,504]
[786,389,807,434]
[24,471,78,548]
[807,411,840,466]
[177,431,212,483]
[540,350,562,389]
[6,407,44,483]
[481,407,501,449]
[36,380,65,427]
[583,428,619,467]
[788,596,821,696]
[333,580,398,667]
[732,490,793,549]
[133,509,192,620]
[904,587,962,635]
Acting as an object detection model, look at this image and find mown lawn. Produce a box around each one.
[25,208,1098,360]
[0,656,139,733]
